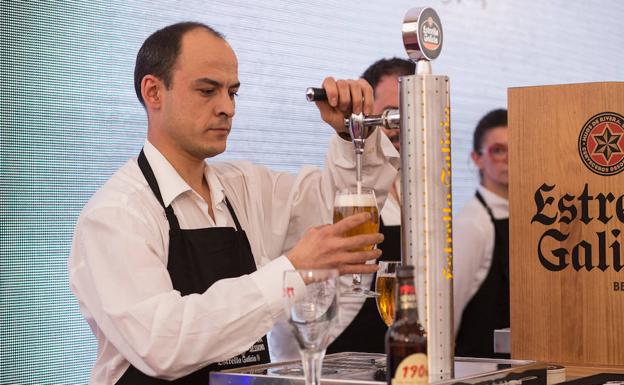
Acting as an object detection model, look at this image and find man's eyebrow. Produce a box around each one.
[193,78,240,89]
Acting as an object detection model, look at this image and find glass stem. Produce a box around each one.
[301,349,325,385]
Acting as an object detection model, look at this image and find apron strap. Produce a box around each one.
[138,149,181,230]
[475,190,495,221]
[224,197,243,232]
[139,149,244,234]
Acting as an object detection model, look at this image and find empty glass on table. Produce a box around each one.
[283,269,339,385]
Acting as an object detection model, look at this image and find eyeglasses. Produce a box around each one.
[480,143,508,162]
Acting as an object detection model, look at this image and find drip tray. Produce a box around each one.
[210,352,548,385]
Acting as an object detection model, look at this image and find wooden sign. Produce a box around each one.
[509,82,624,366]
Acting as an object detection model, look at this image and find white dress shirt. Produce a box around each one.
[69,129,399,384]
[452,185,509,334]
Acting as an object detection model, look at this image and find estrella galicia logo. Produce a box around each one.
[578,112,624,176]
[417,7,442,60]
[421,16,441,51]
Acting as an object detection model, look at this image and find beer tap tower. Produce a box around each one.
[399,7,453,382]
[306,7,453,382]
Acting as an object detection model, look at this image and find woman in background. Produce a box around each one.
[454,109,510,358]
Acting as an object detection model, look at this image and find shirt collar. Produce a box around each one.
[143,141,192,207]
[204,165,226,208]
[477,185,509,217]
[143,141,226,208]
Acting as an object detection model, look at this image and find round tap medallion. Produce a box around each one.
[402,7,443,61]
[578,111,624,176]
[419,9,442,57]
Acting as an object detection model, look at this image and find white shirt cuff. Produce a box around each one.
[251,255,305,321]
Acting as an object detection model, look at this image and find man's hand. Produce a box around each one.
[314,77,374,135]
[286,212,383,275]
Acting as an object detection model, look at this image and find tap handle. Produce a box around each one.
[305,87,327,102]
[305,88,399,131]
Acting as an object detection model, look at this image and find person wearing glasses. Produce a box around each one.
[453,108,510,358]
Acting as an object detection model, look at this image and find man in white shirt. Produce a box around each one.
[69,22,399,384]
[453,109,509,358]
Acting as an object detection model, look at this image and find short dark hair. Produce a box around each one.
[473,108,508,153]
[134,22,224,106]
[361,58,415,92]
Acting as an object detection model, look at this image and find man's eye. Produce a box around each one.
[229,90,239,98]
[199,89,215,95]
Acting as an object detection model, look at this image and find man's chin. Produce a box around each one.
[192,144,226,159]
[205,145,226,158]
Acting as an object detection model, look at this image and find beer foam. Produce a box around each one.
[334,193,377,207]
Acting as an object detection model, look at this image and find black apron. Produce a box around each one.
[455,191,510,358]
[327,218,401,354]
[116,150,271,385]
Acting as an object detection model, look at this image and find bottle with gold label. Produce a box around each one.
[385,265,428,385]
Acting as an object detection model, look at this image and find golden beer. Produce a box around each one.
[375,275,396,326]
[332,191,379,251]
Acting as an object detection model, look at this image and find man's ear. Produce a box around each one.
[470,150,481,167]
[141,75,163,109]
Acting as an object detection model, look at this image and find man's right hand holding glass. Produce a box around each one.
[286,212,382,275]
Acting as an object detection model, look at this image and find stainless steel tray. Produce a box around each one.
[210,352,547,385]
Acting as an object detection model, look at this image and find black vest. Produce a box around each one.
[455,191,510,358]
[116,151,271,384]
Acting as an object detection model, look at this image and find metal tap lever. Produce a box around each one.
[346,110,401,187]
[305,87,327,102]
[349,113,366,155]
[305,87,400,133]
[361,108,400,131]
[306,86,399,189]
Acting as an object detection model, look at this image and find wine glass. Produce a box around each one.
[283,269,339,385]
[333,186,380,297]
[375,261,400,326]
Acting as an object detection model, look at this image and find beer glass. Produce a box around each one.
[375,261,400,326]
[333,187,380,297]
[283,269,339,385]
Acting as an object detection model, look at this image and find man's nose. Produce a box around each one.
[215,91,235,117]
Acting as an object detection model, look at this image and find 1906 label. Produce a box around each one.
[392,353,428,385]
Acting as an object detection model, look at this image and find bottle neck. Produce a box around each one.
[395,279,420,320]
